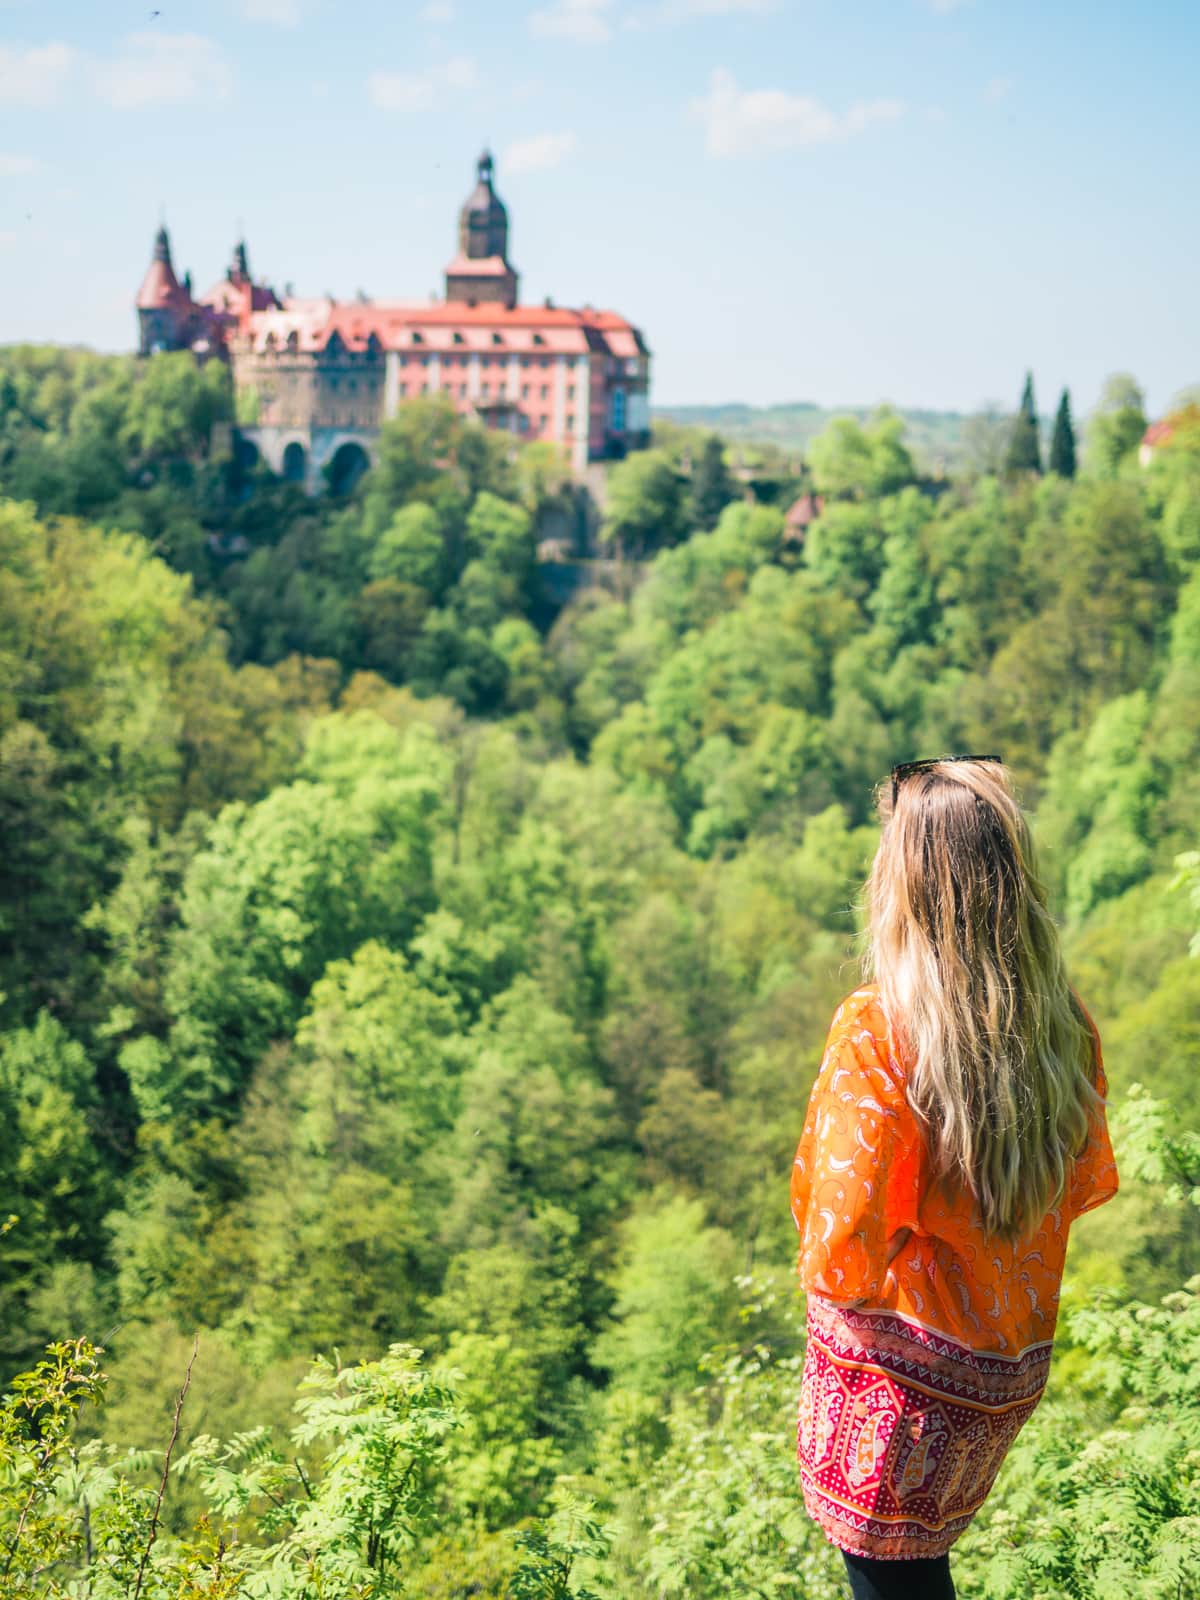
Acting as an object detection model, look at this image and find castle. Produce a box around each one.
[136,153,651,492]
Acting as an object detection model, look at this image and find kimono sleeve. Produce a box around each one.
[790,1011,920,1306]
[1066,1013,1119,1221]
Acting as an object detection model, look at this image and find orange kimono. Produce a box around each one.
[790,985,1118,1560]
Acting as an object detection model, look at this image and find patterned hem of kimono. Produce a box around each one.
[797,1296,1051,1561]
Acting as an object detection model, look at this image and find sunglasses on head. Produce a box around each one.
[890,754,1003,809]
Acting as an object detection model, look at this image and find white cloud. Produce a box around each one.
[927,0,970,12]
[93,33,233,109]
[692,69,904,158]
[529,0,613,45]
[503,131,578,173]
[0,42,75,107]
[653,0,778,18]
[984,75,1013,103]
[241,0,303,22]
[420,1,456,20]
[369,56,478,112]
[844,99,906,135]
[624,0,778,27]
[0,153,38,176]
[442,55,478,89]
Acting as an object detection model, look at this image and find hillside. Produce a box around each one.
[653,399,977,469]
[0,344,1198,1599]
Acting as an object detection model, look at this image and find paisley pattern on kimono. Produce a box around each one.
[798,1298,1050,1560]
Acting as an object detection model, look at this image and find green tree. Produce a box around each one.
[601,451,685,558]
[0,1017,111,1362]
[1048,387,1077,478]
[368,502,446,592]
[124,713,441,1124]
[593,1192,737,1397]
[807,408,916,501]
[688,434,736,531]
[1005,371,1042,475]
[1087,372,1148,478]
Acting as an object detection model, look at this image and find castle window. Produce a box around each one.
[566,414,574,432]
[521,385,530,399]
[482,383,490,398]
[611,388,626,431]
[567,385,576,401]
[518,414,529,433]
[540,385,549,400]
[538,415,548,431]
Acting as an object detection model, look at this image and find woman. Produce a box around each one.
[790,756,1118,1600]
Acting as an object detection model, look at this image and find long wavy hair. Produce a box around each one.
[863,758,1098,1241]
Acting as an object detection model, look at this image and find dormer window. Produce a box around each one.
[286,330,299,352]
[492,332,504,345]
[532,333,546,346]
[452,331,465,344]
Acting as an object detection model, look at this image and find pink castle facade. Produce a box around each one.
[136,152,651,490]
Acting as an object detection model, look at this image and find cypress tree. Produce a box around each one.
[1005,371,1042,475]
[689,433,736,530]
[1049,388,1077,478]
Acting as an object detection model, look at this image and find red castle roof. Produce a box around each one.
[137,227,188,312]
[1141,419,1174,449]
[235,296,647,362]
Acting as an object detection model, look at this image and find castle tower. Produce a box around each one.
[444,150,519,309]
[228,239,251,285]
[136,225,190,355]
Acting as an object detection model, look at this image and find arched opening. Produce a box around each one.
[328,440,370,497]
[282,440,307,484]
[233,434,260,472]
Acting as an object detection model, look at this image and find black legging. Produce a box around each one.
[842,1550,956,1599]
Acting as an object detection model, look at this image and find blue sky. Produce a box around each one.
[0,0,1196,414]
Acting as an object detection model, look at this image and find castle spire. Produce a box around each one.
[445,148,518,309]
[137,224,183,310]
[136,222,189,354]
[459,148,509,262]
[229,238,251,284]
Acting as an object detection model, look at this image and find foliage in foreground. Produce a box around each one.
[7,1067,1200,1598]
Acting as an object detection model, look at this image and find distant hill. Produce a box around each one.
[653,401,976,472]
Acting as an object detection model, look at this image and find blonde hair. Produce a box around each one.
[864,758,1098,1241]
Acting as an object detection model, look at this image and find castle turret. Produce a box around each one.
[228,239,251,285]
[136,225,190,355]
[444,150,519,309]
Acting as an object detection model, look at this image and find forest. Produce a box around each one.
[1,344,1199,1598]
